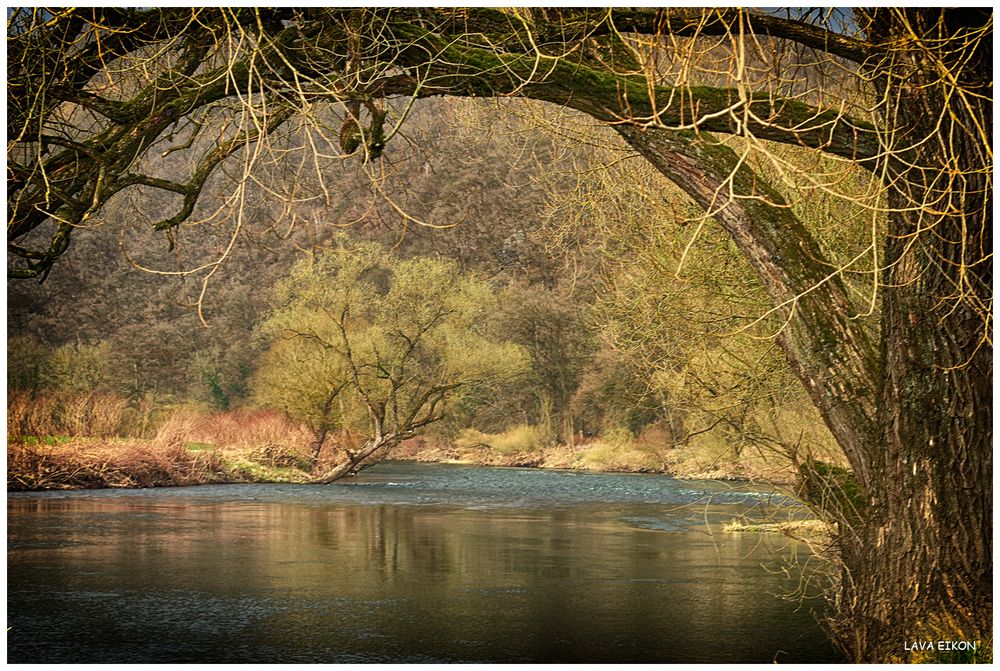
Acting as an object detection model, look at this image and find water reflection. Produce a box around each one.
[8,464,841,663]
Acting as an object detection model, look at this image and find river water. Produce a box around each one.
[7,461,842,663]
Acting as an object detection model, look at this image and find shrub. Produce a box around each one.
[455,424,555,455]
[577,440,663,472]
[153,407,313,455]
[248,443,312,470]
[41,341,114,393]
[7,390,132,440]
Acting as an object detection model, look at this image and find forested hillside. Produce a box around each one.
[8,97,844,482]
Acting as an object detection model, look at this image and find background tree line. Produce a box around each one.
[9,99,842,480]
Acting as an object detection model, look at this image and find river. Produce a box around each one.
[7,461,842,663]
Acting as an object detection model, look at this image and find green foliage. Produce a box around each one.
[543,153,846,462]
[252,335,354,436]
[253,235,530,442]
[222,458,311,484]
[492,282,594,440]
[206,372,230,410]
[7,335,127,395]
[232,363,251,399]
[188,348,255,411]
[184,442,214,452]
[7,336,51,391]
[19,435,73,447]
[39,341,114,393]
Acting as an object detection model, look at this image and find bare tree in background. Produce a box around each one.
[7,8,991,661]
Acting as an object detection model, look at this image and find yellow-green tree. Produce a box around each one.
[254,236,528,479]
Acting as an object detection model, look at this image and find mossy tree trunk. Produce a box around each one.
[616,126,880,485]
[839,9,992,661]
[614,10,991,661]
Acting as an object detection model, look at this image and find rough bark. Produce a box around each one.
[312,433,403,483]
[8,8,992,661]
[618,41,992,649]
[309,428,329,467]
[840,9,993,661]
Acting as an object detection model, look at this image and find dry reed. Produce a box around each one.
[7,390,140,440]
[7,440,227,490]
[153,407,312,456]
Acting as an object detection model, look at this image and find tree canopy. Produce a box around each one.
[254,235,528,478]
[7,8,894,277]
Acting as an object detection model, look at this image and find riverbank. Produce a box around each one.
[392,435,800,484]
[6,437,313,491]
[7,431,799,491]
[8,435,837,549]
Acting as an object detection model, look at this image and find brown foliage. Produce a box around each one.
[153,407,312,453]
[6,401,319,489]
[7,440,226,491]
[6,390,143,440]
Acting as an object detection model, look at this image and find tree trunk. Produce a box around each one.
[844,208,992,661]
[617,126,880,487]
[312,433,401,483]
[618,19,992,651]
[840,9,993,661]
[309,427,329,468]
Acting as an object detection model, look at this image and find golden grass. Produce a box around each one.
[571,441,663,472]
[723,518,834,545]
[153,407,312,450]
[403,422,831,482]
[454,424,555,455]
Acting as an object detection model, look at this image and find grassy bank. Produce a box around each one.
[7,399,818,490]
[7,429,798,491]
[394,424,805,483]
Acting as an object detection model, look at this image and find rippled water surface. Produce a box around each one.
[8,461,841,663]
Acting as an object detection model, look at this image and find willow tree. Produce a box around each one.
[7,8,991,661]
[253,236,529,480]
